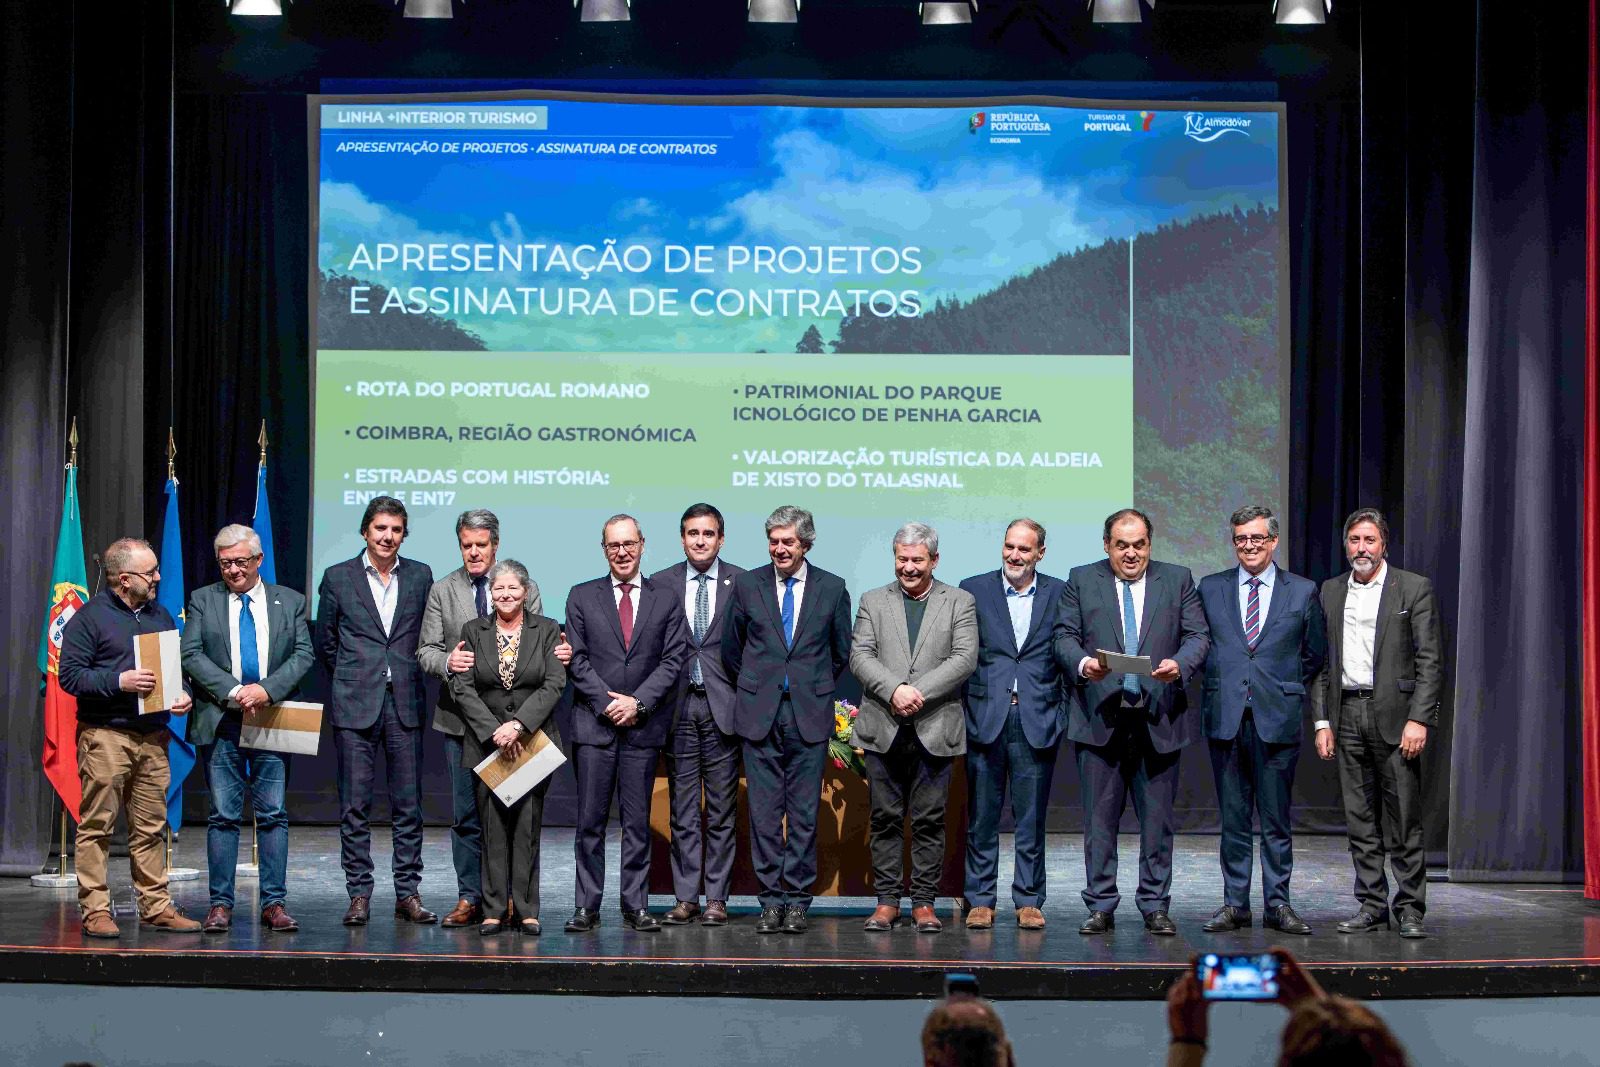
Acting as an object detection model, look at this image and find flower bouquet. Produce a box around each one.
[830,699,867,777]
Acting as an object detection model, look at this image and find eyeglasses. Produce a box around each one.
[124,567,160,583]
[1232,534,1274,547]
[602,539,642,556]
[217,554,262,572]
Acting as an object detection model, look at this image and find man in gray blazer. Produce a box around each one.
[850,522,979,934]
[1308,508,1444,939]
[417,508,541,929]
[180,524,314,934]
[649,503,745,927]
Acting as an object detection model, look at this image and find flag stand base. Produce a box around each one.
[236,863,260,878]
[30,873,78,889]
[168,866,202,882]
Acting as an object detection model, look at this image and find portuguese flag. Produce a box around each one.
[39,464,87,822]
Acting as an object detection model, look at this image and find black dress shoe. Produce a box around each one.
[564,908,601,933]
[1143,911,1177,936]
[781,907,809,935]
[754,906,786,934]
[1265,905,1313,936]
[1336,910,1390,934]
[1078,910,1115,935]
[342,896,371,927]
[1397,913,1427,939]
[1202,906,1252,933]
[623,909,661,932]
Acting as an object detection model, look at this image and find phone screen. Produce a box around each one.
[945,973,981,997]
[1196,953,1280,1001]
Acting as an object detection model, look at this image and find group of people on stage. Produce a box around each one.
[57,495,1442,942]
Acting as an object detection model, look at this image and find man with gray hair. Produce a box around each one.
[722,505,853,934]
[851,523,978,933]
[181,525,316,933]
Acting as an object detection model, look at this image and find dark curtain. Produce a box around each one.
[1586,0,1600,903]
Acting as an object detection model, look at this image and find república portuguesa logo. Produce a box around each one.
[969,112,986,134]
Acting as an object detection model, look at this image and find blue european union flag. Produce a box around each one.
[157,475,197,833]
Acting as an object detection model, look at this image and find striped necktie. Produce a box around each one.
[1244,576,1263,649]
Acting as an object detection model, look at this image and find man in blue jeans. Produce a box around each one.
[180,524,315,933]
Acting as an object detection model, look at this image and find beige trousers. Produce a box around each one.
[75,725,171,919]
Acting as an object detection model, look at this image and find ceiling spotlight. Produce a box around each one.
[750,0,798,22]
[578,0,630,20]
[229,0,284,14]
[1089,0,1150,23]
[920,1,975,25]
[401,0,453,16]
[1273,0,1328,24]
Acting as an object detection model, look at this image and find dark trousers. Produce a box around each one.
[473,750,549,920]
[1208,711,1300,911]
[572,737,658,913]
[1337,694,1427,918]
[1075,720,1182,917]
[864,725,953,908]
[333,689,425,902]
[964,705,1060,909]
[743,696,827,910]
[441,732,484,905]
[202,716,290,910]
[665,691,741,903]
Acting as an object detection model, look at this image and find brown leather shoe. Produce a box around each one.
[664,900,701,925]
[912,905,942,933]
[1016,906,1047,930]
[394,895,438,924]
[863,904,900,932]
[203,905,232,933]
[142,905,202,932]
[343,896,371,926]
[965,905,995,930]
[261,903,300,932]
[82,910,121,939]
[701,900,729,926]
[441,898,483,928]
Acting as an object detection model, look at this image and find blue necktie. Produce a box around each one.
[780,576,796,693]
[239,592,261,685]
[1120,580,1140,702]
[473,575,489,618]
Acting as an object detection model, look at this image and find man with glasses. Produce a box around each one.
[1195,507,1326,936]
[180,524,315,933]
[58,538,202,938]
[563,514,688,933]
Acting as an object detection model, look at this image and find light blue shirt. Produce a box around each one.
[1004,575,1036,693]
[1237,563,1276,635]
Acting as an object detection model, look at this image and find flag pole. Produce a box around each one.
[163,428,201,882]
[33,420,80,890]
[237,420,269,879]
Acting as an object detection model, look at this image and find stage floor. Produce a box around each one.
[1,829,1594,1000]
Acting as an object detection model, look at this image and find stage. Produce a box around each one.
[2,829,1594,1002]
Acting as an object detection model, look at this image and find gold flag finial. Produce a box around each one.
[258,420,269,468]
[166,427,177,482]
[68,417,79,467]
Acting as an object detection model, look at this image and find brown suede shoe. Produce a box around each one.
[394,895,438,924]
[261,903,300,932]
[701,900,729,926]
[203,905,232,933]
[863,904,900,932]
[1016,906,1047,930]
[82,911,121,939]
[912,905,942,933]
[142,905,202,932]
[441,898,483,928]
[965,905,995,930]
[664,900,701,925]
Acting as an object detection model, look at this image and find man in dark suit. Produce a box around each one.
[315,495,438,927]
[959,518,1067,931]
[1309,508,1443,939]
[564,514,689,933]
[722,505,852,935]
[1054,508,1210,936]
[649,503,745,927]
[181,524,315,934]
[1196,506,1327,936]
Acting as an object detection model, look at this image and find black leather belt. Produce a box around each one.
[687,683,707,694]
[1342,687,1373,699]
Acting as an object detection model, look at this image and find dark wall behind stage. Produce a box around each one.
[2,1,1591,886]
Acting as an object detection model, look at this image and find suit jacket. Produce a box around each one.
[959,569,1068,749]
[418,566,543,737]
[1307,565,1444,745]
[315,554,434,730]
[1052,559,1211,755]
[1197,564,1328,745]
[179,581,315,747]
[448,614,566,763]
[649,558,746,736]
[721,562,853,745]
[849,580,978,758]
[565,573,689,749]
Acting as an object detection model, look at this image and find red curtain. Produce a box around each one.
[1584,0,1599,902]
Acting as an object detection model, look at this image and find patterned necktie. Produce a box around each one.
[239,592,261,685]
[1120,580,1140,701]
[691,573,709,685]
[1244,576,1264,649]
[618,582,635,649]
[473,575,489,618]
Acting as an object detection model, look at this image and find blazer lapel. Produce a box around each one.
[512,619,538,679]
[883,585,911,665]
[790,569,822,650]
[1136,567,1162,655]
[1019,579,1049,653]
[1254,564,1287,640]
[909,584,946,666]
[706,563,737,636]
[1372,568,1397,664]
[757,567,785,645]
[265,585,290,669]
[600,580,627,651]
[350,556,386,634]
[628,580,666,658]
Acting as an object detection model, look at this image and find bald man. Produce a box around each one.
[921,996,1015,1067]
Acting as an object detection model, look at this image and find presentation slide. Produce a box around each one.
[310,92,1285,619]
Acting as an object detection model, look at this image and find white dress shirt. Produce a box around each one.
[1078,568,1148,679]
[226,579,271,704]
[611,571,642,617]
[362,551,401,636]
[1341,561,1387,689]
[684,559,721,628]
[776,561,808,630]
[1004,574,1036,693]
[1238,563,1277,634]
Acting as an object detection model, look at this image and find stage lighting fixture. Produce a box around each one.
[1089,0,1150,23]
[229,0,284,14]
[578,0,631,21]
[402,0,453,16]
[1273,0,1328,24]
[920,1,975,25]
[749,0,799,22]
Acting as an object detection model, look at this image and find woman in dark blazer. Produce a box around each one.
[451,559,566,935]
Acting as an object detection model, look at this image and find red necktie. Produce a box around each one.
[618,582,635,648]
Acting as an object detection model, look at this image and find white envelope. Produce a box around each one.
[475,728,565,807]
[133,630,184,714]
[241,701,324,755]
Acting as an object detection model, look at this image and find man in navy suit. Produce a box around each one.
[1054,508,1210,936]
[1196,506,1327,936]
[649,503,745,927]
[958,518,1067,931]
[721,505,852,935]
[315,495,439,927]
[563,514,689,934]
